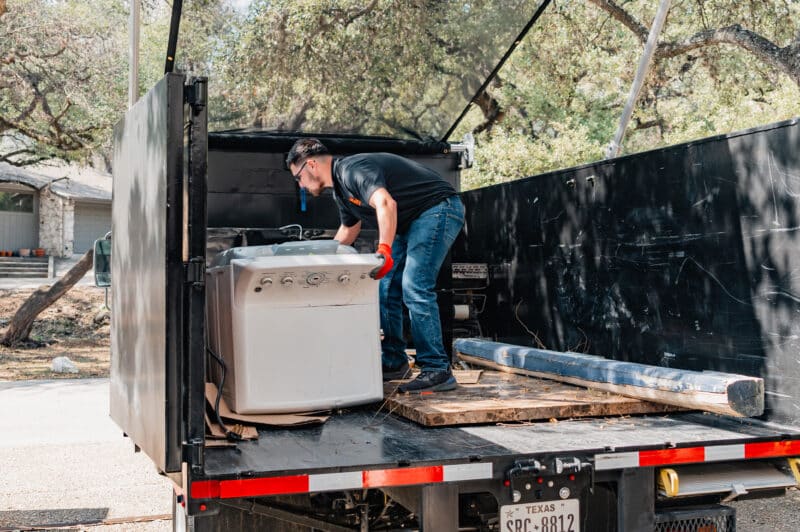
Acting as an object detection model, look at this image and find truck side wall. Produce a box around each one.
[453,118,800,425]
[205,142,460,230]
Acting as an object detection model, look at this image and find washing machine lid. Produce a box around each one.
[211,240,357,268]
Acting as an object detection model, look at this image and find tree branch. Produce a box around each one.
[0,148,36,163]
[472,89,505,135]
[588,2,800,88]
[658,25,799,86]
[587,0,649,42]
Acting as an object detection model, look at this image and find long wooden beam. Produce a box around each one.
[454,339,764,417]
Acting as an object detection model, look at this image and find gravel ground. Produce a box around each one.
[730,487,800,532]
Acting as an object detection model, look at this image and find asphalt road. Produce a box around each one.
[0,378,797,531]
[0,379,172,531]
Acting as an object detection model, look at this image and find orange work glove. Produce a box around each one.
[370,243,394,280]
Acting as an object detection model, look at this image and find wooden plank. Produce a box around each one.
[454,339,764,418]
[383,371,683,427]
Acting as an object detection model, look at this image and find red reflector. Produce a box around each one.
[218,475,310,498]
[363,465,443,488]
[503,480,511,487]
[745,440,800,459]
[199,504,207,512]
[191,481,220,499]
[569,474,575,481]
[639,447,705,467]
[537,477,543,484]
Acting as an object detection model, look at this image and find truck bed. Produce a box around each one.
[203,408,800,479]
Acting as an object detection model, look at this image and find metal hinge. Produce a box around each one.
[183,438,204,473]
[185,257,205,286]
[184,77,208,108]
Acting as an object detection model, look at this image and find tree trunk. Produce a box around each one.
[1,249,94,346]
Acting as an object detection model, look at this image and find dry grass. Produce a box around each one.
[0,286,110,380]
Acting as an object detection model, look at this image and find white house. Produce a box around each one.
[0,162,112,257]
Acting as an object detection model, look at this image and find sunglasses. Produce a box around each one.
[292,161,308,183]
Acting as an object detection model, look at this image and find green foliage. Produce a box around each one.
[1,0,799,185]
[0,0,128,165]
[209,0,538,138]
[455,0,800,188]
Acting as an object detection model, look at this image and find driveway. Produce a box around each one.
[0,379,172,530]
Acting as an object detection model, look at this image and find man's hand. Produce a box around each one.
[371,243,393,279]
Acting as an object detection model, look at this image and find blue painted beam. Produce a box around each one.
[454,338,764,417]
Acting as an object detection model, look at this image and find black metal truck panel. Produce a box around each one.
[205,138,461,230]
[454,118,800,426]
[109,73,186,473]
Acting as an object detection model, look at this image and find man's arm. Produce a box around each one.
[368,187,397,246]
[334,221,362,245]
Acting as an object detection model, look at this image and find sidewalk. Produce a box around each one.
[0,379,172,530]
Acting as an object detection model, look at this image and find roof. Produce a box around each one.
[0,162,50,189]
[0,161,112,202]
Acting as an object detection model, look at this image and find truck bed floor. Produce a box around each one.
[203,409,800,478]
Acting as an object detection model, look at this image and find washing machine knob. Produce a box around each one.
[260,277,273,286]
[338,274,350,284]
[281,276,294,286]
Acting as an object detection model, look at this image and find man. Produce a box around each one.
[286,138,465,393]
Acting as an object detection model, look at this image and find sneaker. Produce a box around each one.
[398,370,457,393]
[382,361,412,381]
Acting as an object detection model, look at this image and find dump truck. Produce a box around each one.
[103,1,800,530]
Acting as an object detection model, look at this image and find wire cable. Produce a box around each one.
[206,347,243,441]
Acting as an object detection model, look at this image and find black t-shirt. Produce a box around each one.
[332,153,456,234]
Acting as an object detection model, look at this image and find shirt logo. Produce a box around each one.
[348,197,363,206]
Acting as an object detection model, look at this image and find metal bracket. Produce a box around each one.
[506,456,594,504]
[184,78,208,109]
[183,438,204,473]
[721,483,749,503]
[185,257,205,286]
[449,133,475,169]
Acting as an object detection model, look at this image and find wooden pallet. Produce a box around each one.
[383,371,684,427]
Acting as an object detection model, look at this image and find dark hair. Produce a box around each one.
[286,138,330,168]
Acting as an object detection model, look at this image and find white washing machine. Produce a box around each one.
[206,241,384,414]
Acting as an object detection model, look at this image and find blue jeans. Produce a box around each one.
[380,195,465,372]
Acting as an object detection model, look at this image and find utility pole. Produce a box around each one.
[128,0,140,108]
[605,0,671,159]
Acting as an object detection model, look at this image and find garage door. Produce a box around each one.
[74,203,111,253]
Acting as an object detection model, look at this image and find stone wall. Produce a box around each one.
[39,189,75,257]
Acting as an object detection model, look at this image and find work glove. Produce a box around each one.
[370,243,393,280]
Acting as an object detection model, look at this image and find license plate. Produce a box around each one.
[500,499,579,532]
